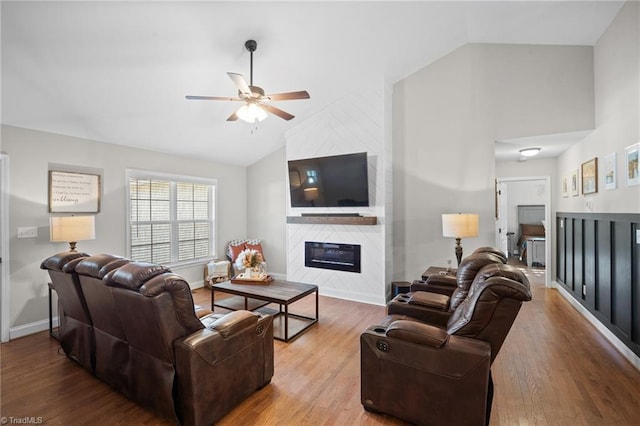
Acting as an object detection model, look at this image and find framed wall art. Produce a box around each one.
[570,169,579,196]
[49,170,101,213]
[581,158,598,195]
[626,143,639,186]
[562,175,568,198]
[603,152,616,190]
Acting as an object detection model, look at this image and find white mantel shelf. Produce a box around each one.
[286,216,378,225]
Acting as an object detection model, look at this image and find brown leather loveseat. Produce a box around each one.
[42,252,274,426]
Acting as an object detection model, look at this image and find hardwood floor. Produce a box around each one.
[2,268,640,425]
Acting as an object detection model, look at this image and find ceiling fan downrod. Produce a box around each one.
[245,39,257,87]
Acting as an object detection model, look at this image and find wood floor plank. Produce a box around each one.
[2,266,640,425]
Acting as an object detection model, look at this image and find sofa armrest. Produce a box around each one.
[408,291,450,311]
[387,296,451,326]
[425,274,457,287]
[360,326,491,424]
[174,313,274,425]
[385,319,449,348]
[412,276,457,296]
[209,310,259,337]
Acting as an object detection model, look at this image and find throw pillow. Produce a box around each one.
[245,242,265,260]
[229,243,247,262]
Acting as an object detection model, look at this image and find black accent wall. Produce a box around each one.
[556,212,640,357]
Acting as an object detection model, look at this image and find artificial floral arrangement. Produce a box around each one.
[235,249,264,271]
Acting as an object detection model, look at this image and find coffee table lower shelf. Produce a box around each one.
[213,295,270,311]
[255,306,317,342]
[211,280,319,343]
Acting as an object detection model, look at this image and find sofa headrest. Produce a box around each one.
[456,252,505,288]
[472,247,507,263]
[472,263,530,290]
[75,254,130,279]
[104,261,171,290]
[40,251,90,271]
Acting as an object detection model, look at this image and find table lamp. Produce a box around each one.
[50,215,96,252]
[442,213,479,266]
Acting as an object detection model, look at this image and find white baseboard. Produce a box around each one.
[318,287,386,307]
[553,281,640,372]
[10,317,56,340]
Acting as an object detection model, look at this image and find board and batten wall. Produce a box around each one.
[553,3,640,366]
[556,213,640,358]
[2,125,248,337]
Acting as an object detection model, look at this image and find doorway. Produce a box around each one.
[495,176,551,287]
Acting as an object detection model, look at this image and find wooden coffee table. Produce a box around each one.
[211,279,318,342]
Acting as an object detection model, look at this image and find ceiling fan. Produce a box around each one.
[186,40,310,123]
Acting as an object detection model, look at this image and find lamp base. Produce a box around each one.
[454,238,463,266]
[68,241,78,252]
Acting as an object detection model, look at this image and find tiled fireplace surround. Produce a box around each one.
[284,88,392,306]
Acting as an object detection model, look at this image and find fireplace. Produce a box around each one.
[305,241,361,273]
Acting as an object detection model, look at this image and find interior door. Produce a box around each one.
[495,180,509,256]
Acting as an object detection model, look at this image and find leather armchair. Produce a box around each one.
[40,251,92,371]
[361,263,532,425]
[387,252,507,326]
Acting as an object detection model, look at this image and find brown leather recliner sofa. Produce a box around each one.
[361,263,532,425]
[42,252,274,426]
[40,251,93,371]
[387,251,506,326]
[410,247,507,296]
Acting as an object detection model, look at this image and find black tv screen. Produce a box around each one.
[288,152,369,208]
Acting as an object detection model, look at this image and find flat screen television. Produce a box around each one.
[288,152,369,208]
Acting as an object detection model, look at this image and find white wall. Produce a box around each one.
[393,44,594,280]
[2,125,247,330]
[247,147,287,275]
[284,87,391,305]
[503,180,547,235]
[557,2,640,214]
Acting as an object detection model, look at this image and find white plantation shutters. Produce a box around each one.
[128,172,215,265]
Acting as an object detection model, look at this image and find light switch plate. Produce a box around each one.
[17,227,38,238]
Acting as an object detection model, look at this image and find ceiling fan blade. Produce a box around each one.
[266,91,310,101]
[226,110,240,121]
[227,72,252,95]
[186,95,241,101]
[261,104,295,121]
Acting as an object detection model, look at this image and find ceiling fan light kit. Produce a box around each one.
[186,39,310,123]
[237,103,268,123]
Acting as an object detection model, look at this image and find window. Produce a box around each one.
[127,170,215,265]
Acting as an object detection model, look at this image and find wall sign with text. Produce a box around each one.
[49,170,101,213]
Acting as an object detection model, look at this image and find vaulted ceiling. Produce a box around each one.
[1,1,623,166]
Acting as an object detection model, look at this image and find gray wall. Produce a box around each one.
[393,43,595,280]
[2,125,247,329]
[247,147,287,275]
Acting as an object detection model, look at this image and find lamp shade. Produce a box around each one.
[442,213,479,238]
[50,215,95,243]
[303,187,319,201]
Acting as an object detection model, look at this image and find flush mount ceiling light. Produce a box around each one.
[519,147,541,157]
